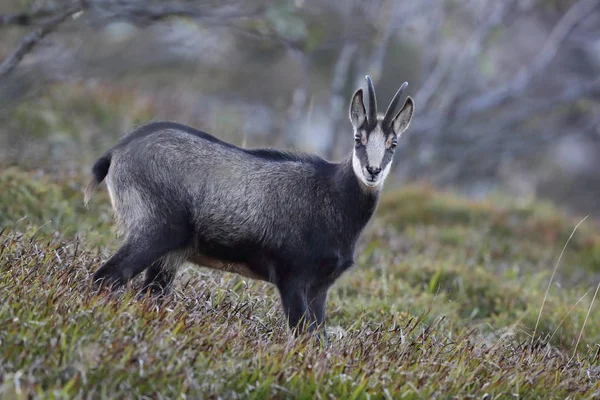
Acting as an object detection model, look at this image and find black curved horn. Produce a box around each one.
[365,75,377,128]
[382,82,408,129]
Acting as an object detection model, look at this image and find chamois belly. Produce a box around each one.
[187,253,266,281]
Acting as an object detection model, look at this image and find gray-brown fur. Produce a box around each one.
[85,76,414,336]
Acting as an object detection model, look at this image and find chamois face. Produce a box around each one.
[349,78,414,189]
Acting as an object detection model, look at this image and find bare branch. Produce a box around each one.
[405,0,514,155]
[358,0,432,85]
[433,0,514,122]
[0,7,63,27]
[434,77,600,183]
[0,2,83,77]
[87,0,267,24]
[413,4,447,110]
[457,0,600,120]
[414,56,450,113]
[364,2,400,82]
[0,0,270,78]
[223,22,305,54]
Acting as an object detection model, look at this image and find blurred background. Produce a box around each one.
[1,0,599,216]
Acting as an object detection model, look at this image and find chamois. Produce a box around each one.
[85,76,415,334]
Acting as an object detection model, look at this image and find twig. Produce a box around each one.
[0,2,83,77]
[548,291,589,343]
[572,281,600,359]
[532,215,589,347]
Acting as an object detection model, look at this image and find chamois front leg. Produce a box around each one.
[308,284,329,345]
[276,277,310,334]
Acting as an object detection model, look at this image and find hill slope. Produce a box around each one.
[1,170,599,398]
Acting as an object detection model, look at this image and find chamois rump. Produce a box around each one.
[85,76,415,334]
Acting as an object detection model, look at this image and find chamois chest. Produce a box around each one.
[312,251,355,286]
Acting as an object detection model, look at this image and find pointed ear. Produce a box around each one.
[349,89,366,130]
[392,96,415,135]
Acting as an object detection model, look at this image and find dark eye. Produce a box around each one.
[391,141,398,148]
[354,136,361,144]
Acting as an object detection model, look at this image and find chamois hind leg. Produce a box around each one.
[93,227,190,291]
[141,251,186,297]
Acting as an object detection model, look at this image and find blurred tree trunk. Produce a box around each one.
[282,49,311,149]
[325,42,356,160]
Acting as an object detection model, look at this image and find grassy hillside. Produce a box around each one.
[1,169,599,398]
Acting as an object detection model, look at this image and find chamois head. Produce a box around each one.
[349,75,414,189]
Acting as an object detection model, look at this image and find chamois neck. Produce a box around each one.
[334,154,380,227]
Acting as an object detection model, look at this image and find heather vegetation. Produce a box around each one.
[1,166,599,398]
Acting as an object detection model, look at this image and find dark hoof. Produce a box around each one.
[92,270,126,292]
[312,328,328,347]
[319,332,328,347]
[137,284,170,302]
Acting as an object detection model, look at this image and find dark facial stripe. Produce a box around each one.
[353,123,396,178]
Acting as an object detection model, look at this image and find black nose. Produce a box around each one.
[366,166,381,176]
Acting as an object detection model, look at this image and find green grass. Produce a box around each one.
[1,171,600,398]
[0,168,114,247]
